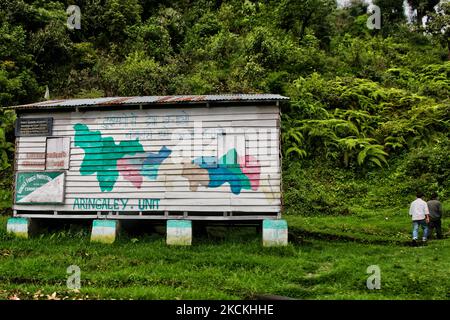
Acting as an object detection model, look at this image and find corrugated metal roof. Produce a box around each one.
[8,94,289,110]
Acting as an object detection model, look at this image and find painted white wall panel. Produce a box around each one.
[14,105,281,214]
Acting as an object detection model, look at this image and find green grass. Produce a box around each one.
[0,204,449,300]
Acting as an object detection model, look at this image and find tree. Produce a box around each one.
[0,110,15,170]
[278,0,336,42]
[407,0,440,25]
[102,0,142,45]
[374,0,406,28]
[0,21,40,106]
[348,0,370,17]
[425,1,450,60]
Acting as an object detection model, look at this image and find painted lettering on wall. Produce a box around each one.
[138,198,160,210]
[102,114,137,129]
[72,198,160,210]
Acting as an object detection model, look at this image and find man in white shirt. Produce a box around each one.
[409,191,430,245]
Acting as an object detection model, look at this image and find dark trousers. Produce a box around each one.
[428,219,443,239]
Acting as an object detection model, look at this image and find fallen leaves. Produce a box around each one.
[46,292,61,300]
[34,290,89,300]
[0,249,12,257]
[33,290,44,299]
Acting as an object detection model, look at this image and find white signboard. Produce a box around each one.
[46,137,70,170]
[15,171,65,204]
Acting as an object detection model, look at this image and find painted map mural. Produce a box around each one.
[183,148,261,195]
[74,123,171,191]
[74,124,262,195]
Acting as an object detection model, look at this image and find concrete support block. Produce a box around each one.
[167,220,192,245]
[91,220,119,244]
[7,217,31,238]
[263,219,288,247]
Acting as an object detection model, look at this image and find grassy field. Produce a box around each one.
[0,204,449,300]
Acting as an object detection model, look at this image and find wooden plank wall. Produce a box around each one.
[13,105,281,214]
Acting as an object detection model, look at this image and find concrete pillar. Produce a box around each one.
[91,220,119,244]
[167,220,192,246]
[263,219,288,247]
[6,217,31,238]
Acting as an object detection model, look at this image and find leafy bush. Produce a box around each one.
[0,109,15,170]
[283,161,365,216]
[101,51,176,96]
[283,138,450,216]
[399,138,450,197]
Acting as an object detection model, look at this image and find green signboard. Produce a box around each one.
[15,172,65,204]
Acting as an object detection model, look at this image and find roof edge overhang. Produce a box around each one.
[5,94,290,113]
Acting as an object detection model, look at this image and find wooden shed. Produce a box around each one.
[7,94,289,245]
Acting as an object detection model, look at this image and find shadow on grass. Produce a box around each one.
[288,226,412,246]
[19,219,264,245]
[193,223,262,245]
[4,217,431,248]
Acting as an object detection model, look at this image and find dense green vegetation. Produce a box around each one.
[0,0,449,300]
[1,0,449,214]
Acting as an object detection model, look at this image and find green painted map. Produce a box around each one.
[74,123,145,191]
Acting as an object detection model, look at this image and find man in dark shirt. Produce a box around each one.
[427,192,444,239]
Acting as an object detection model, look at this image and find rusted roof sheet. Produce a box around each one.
[8,94,289,110]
